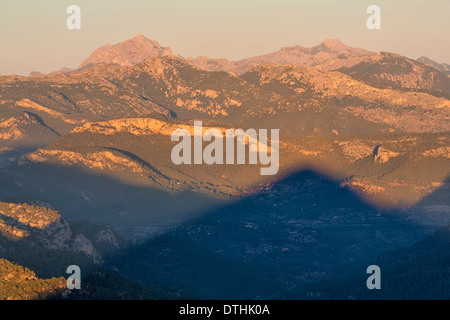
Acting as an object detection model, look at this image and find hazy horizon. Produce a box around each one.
[1,0,449,76]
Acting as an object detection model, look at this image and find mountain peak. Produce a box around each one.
[417,56,431,62]
[321,39,355,53]
[79,34,173,68]
[130,33,153,43]
[323,38,345,48]
[317,38,373,57]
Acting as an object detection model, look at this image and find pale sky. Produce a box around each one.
[0,0,449,75]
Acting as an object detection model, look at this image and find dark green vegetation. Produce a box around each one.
[293,224,450,300]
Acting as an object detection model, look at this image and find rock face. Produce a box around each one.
[0,202,73,248]
[0,202,122,263]
[373,146,400,164]
[79,34,173,68]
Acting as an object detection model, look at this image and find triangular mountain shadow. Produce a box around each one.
[1,159,448,299]
[105,168,436,299]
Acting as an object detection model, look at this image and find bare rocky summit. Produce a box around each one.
[187,39,374,75]
[79,33,174,68]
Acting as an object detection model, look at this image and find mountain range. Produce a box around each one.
[1,34,449,300]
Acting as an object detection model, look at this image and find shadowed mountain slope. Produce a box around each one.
[106,169,439,299]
